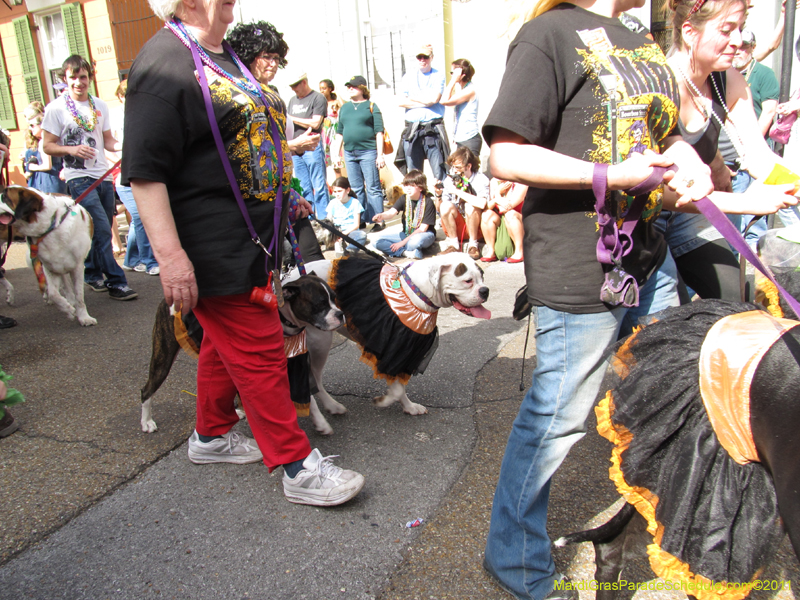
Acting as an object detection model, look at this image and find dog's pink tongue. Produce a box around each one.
[453,300,491,320]
[0,214,13,225]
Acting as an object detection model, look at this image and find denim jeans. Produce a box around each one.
[116,184,158,270]
[67,177,127,288]
[342,229,367,253]
[344,148,385,222]
[292,143,329,219]
[374,230,436,259]
[484,252,680,600]
[403,131,447,182]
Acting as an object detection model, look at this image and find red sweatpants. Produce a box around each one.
[192,293,312,471]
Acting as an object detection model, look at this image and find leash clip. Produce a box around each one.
[251,236,272,257]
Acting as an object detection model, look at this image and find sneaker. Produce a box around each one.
[282,448,365,506]
[121,264,135,271]
[147,266,160,276]
[0,410,18,438]
[403,249,423,260]
[544,575,578,600]
[371,222,385,233]
[467,245,481,260]
[86,280,108,293]
[133,264,147,273]
[0,315,16,329]
[187,430,263,464]
[108,285,138,301]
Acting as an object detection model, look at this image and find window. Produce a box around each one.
[34,10,70,102]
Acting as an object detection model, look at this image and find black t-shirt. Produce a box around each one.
[287,90,327,137]
[393,193,437,235]
[483,5,679,313]
[121,29,292,297]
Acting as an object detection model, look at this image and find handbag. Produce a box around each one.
[769,89,800,145]
[769,112,797,145]
[369,102,394,155]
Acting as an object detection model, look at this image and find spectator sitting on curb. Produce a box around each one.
[439,146,490,259]
[372,170,437,260]
[328,176,367,256]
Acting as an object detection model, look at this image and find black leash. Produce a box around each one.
[312,218,390,263]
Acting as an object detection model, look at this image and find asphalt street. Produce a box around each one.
[0,239,797,600]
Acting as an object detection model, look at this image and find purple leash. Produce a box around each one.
[611,164,800,318]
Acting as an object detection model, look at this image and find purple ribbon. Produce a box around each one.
[186,31,285,273]
[695,196,800,318]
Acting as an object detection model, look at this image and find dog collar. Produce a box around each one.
[399,265,438,310]
[279,309,305,337]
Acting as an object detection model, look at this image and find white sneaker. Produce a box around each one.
[147,266,160,276]
[187,430,263,464]
[133,264,147,272]
[282,449,365,506]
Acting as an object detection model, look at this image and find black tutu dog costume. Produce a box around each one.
[596,300,796,600]
[328,255,439,384]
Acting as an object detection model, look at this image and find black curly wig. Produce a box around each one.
[226,21,289,69]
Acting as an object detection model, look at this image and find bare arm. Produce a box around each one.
[103,129,120,153]
[43,130,93,161]
[441,70,475,107]
[290,114,323,130]
[759,99,779,137]
[373,207,398,223]
[130,179,198,311]
[28,139,53,172]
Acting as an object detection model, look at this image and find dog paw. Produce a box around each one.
[78,316,97,326]
[373,395,396,408]
[403,402,429,416]
[6,293,14,306]
[313,420,334,435]
[324,399,348,415]
[141,419,158,433]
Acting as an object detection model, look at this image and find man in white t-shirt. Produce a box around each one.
[42,55,136,300]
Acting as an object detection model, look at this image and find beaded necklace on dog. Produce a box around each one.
[674,62,747,162]
[65,95,98,132]
[166,18,261,97]
[404,194,427,234]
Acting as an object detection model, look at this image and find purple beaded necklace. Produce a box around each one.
[166,18,260,97]
[65,95,98,132]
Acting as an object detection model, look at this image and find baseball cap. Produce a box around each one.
[416,44,433,57]
[345,75,367,87]
[288,71,307,86]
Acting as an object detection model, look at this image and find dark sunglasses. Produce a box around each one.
[416,54,431,60]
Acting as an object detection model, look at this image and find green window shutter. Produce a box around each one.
[0,42,17,130]
[61,3,96,96]
[12,16,44,105]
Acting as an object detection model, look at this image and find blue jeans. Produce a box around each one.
[341,229,367,252]
[484,253,680,600]
[403,131,447,182]
[375,230,436,259]
[67,177,127,288]
[116,184,158,270]
[344,148,384,222]
[292,143,329,219]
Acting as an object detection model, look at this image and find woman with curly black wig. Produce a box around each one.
[226,21,288,95]
[226,20,324,264]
